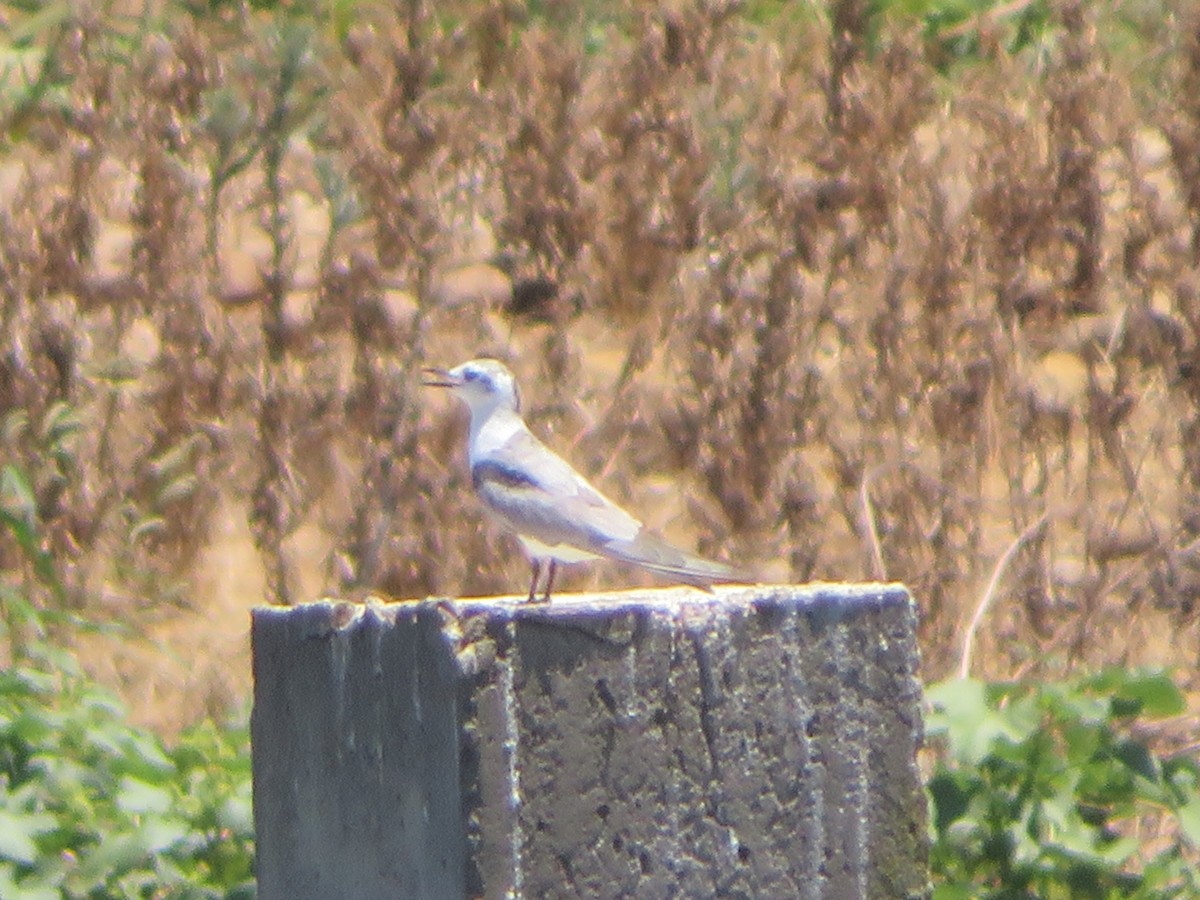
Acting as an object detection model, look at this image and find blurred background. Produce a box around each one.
[0,0,1197,749]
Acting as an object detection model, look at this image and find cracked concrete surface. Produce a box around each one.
[252,585,929,899]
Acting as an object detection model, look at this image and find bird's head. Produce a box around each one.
[422,358,521,418]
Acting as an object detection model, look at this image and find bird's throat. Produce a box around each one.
[467,408,526,467]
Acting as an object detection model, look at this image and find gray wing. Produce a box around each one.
[599,530,749,589]
[475,430,748,587]
[473,430,643,552]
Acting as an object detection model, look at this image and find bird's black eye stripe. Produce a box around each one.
[463,369,484,383]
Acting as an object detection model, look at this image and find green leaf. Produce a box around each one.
[1039,679,1109,723]
[0,584,46,639]
[931,884,975,900]
[8,707,56,745]
[926,678,1026,765]
[5,2,73,46]
[148,434,200,482]
[1091,669,1186,719]
[0,808,55,864]
[216,795,254,834]
[67,832,153,888]
[134,813,190,854]
[1177,795,1200,848]
[128,515,165,544]
[115,776,172,816]
[0,464,61,596]
[38,400,81,447]
[0,862,58,900]
[1060,716,1103,766]
[157,473,198,505]
[1113,739,1159,783]
[928,770,974,832]
[0,463,36,522]
[114,731,174,777]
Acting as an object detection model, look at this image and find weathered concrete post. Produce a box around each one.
[251,584,929,899]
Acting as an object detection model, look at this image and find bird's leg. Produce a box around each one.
[541,560,557,603]
[526,559,541,603]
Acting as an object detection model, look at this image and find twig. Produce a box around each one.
[1164,740,1200,762]
[959,513,1049,680]
[859,465,887,581]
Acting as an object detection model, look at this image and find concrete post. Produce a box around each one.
[251,584,929,899]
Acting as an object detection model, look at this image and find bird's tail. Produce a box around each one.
[600,529,752,590]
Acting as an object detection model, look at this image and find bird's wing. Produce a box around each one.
[473,429,644,553]
[475,430,748,587]
[598,530,749,589]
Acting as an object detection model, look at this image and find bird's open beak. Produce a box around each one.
[421,366,460,388]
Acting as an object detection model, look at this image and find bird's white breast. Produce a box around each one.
[468,408,526,467]
[517,534,599,564]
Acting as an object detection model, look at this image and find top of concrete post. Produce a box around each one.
[252,583,929,900]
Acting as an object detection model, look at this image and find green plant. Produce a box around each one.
[0,467,254,898]
[926,671,1200,899]
[1,459,72,662]
[0,662,255,898]
[882,0,1055,64]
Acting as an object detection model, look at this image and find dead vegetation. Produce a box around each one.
[0,0,1197,733]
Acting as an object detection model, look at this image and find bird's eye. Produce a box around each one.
[463,369,496,391]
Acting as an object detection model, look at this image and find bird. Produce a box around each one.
[422,358,747,602]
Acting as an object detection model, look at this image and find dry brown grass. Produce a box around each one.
[0,1,1198,736]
